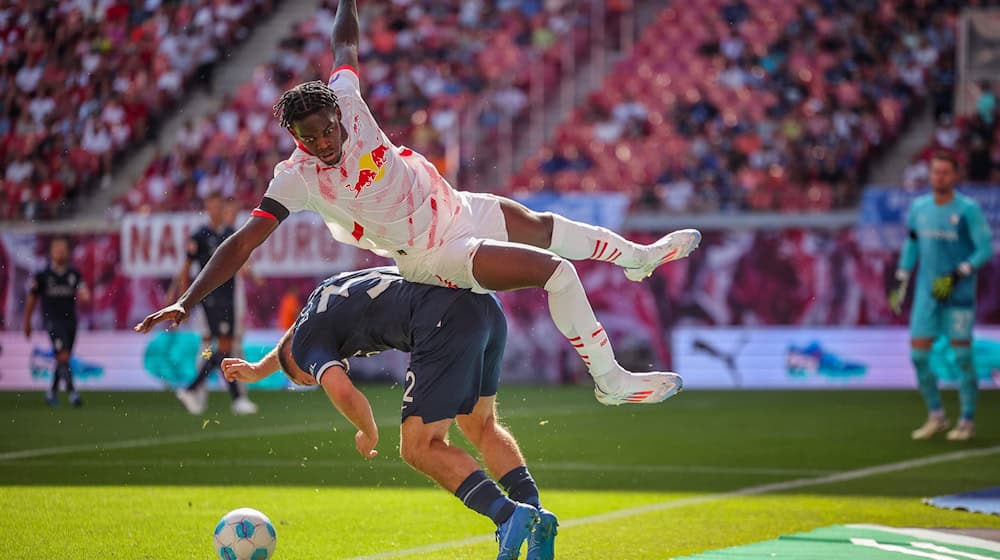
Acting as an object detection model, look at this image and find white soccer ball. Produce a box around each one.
[213,507,277,560]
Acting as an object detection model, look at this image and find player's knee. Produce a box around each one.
[456,415,489,446]
[399,436,432,467]
[910,347,930,370]
[543,258,578,293]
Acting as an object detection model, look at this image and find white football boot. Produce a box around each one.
[593,368,683,405]
[624,229,702,282]
[176,388,206,415]
[231,396,259,416]
[946,420,974,441]
[911,414,950,440]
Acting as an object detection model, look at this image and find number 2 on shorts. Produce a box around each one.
[402,371,416,403]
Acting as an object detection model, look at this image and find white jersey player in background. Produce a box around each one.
[137,0,700,406]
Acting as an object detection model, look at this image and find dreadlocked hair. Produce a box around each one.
[272,81,339,128]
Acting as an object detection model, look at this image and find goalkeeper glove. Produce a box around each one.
[888,270,909,315]
[931,262,973,301]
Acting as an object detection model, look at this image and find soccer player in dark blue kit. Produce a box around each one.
[221,267,558,560]
[23,237,91,407]
[173,193,257,415]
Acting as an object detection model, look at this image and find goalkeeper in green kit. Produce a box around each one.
[889,152,994,441]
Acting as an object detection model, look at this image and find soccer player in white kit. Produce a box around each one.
[136,0,700,405]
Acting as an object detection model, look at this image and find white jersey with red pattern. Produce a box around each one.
[260,66,466,257]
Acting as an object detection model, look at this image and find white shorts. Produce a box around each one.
[394,191,508,293]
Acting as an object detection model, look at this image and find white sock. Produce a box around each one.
[544,260,621,383]
[547,214,645,267]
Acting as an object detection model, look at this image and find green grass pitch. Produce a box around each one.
[2,387,999,559]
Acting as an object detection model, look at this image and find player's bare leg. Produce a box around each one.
[472,241,682,405]
[496,197,701,281]
[400,417,482,491]
[910,337,949,439]
[458,397,558,560]
[456,397,527,479]
[401,416,539,559]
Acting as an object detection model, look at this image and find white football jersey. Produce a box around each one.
[261,66,466,257]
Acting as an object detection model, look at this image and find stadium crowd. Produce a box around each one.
[1,0,277,220]
[516,0,965,213]
[903,81,999,188]
[118,0,621,214]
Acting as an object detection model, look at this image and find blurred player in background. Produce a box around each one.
[172,193,258,416]
[222,267,558,559]
[24,237,91,407]
[889,152,994,441]
[137,0,699,407]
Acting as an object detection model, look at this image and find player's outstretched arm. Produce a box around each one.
[332,0,359,71]
[889,211,919,314]
[320,366,378,458]
[134,216,278,333]
[23,291,37,339]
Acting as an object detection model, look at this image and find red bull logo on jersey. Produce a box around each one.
[352,144,389,196]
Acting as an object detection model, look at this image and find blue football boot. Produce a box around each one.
[526,508,558,560]
[496,504,540,560]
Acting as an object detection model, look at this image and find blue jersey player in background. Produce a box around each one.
[220,267,558,560]
[172,193,258,416]
[889,152,994,441]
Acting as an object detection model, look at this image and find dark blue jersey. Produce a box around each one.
[188,224,237,300]
[30,265,84,322]
[290,267,469,378]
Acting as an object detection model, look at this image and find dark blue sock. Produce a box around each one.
[499,465,541,508]
[454,470,516,525]
[188,353,221,391]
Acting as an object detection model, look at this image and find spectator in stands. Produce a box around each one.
[976,81,996,126]
[2,0,274,220]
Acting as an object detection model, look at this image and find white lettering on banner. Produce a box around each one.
[121,212,362,277]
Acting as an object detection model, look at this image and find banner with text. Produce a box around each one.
[673,326,1000,389]
[121,212,363,277]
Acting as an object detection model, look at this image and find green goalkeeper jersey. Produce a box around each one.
[898,193,993,307]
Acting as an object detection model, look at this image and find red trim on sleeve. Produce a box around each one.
[251,208,278,221]
[330,64,360,80]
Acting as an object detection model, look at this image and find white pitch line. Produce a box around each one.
[0,457,831,477]
[0,405,589,462]
[343,445,1000,560]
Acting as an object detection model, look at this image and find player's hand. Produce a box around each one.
[221,358,260,382]
[931,274,955,301]
[354,430,378,458]
[888,284,905,315]
[133,302,190,333]
[887,271,909,316]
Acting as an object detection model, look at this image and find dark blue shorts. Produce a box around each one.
[45,320,77,354]
[201,296,235,338]
[402,292,506,423]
